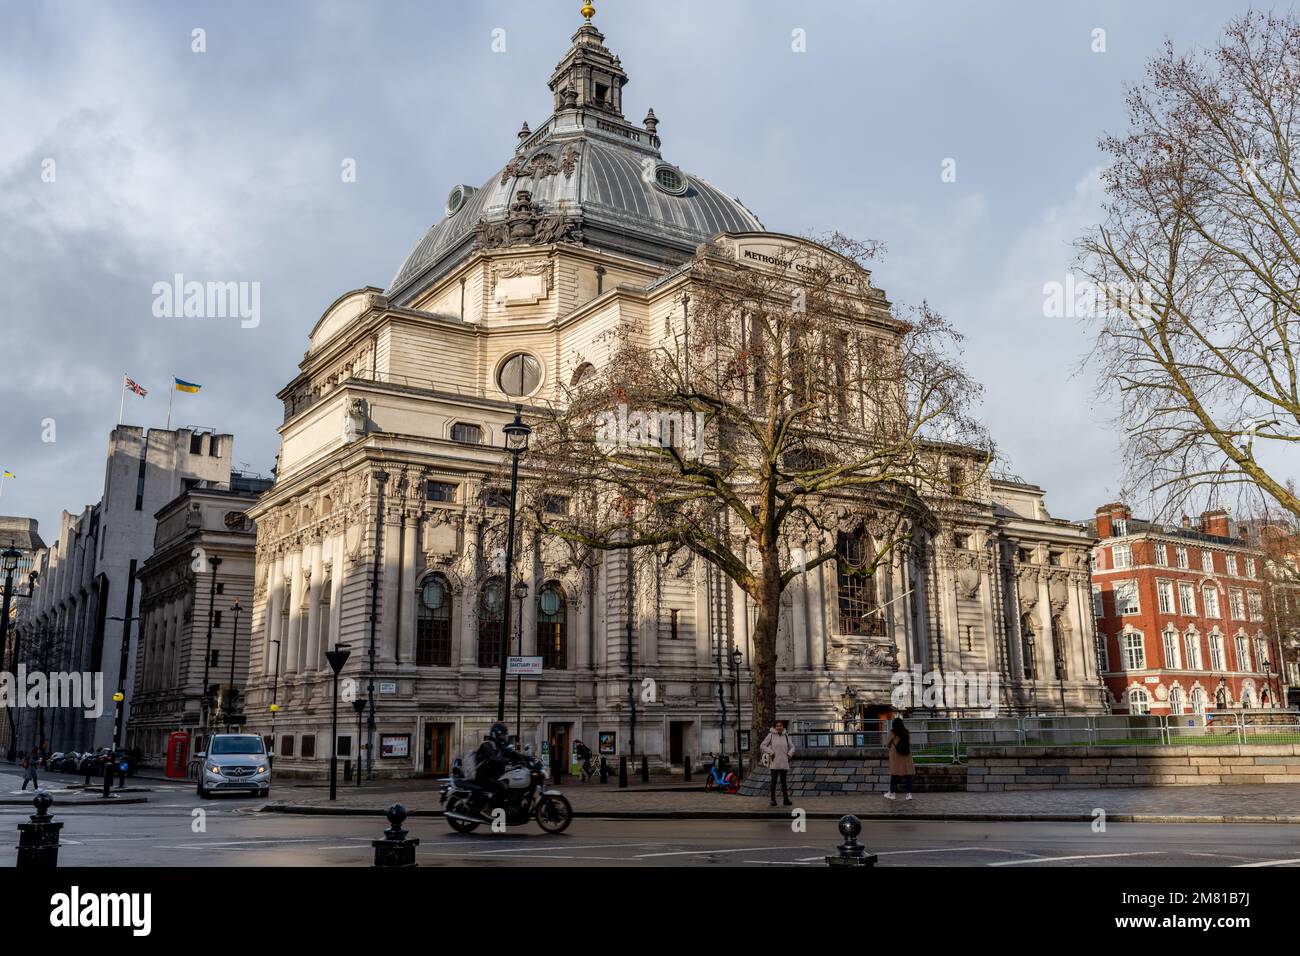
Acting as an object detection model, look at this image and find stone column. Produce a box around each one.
[264,554,283,671]
[459,529,480,667]
[285,550,302,674]
[328,537,344,654]
[304,541,323,673]
[380,509,400,661]
[398,518,418,664]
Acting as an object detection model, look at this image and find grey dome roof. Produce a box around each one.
[386,132,763,303]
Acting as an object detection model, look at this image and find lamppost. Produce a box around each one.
[106,613,140,750]
[352,698,366,788]
[199,555,222,742]
[267,636,281,766]
[324,642,351,801]
[496,406,531,722]
[1055,656,1068,716]
[366,469,388,783]
[1,549,38,761]
[224,599,242,731]
[513,579,528,741]
[1025,633,1039,717]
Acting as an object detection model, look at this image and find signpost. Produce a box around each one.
[507,657,543,745]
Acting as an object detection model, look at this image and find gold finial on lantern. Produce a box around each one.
[581,2,596,22]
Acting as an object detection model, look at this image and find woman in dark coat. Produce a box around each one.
[885,718,914,800]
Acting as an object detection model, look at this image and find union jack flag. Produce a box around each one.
[124,376,148,397]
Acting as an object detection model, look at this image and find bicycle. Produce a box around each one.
[702,752,740,794]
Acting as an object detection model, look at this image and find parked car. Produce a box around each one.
[46,752,68,772]
[57,751,86,772]
[196,734,270,799]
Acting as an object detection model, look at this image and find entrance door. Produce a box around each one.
[422,722,452,776]
[669,721,686,765]
[547,722,571,782]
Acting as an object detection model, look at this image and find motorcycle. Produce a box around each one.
[439,755,573,835]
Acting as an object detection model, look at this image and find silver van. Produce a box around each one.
[197,734,271,799]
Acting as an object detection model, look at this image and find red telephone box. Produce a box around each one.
[165,731,190,779]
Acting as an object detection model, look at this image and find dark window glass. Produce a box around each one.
[451,423,483,444]
[337,736,351,757]
[301,734,316,758]
[537,583,567,669]
[417,574,452,667]
[280,735,294,757]
[478,578,505,668]
[836,530,881,636]
[426,481,457,503]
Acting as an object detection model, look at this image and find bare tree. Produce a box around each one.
[522,234,991,763]
[1079,10,1300,520]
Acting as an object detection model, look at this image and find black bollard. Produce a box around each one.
[684,755,692,782]
[101,761,113,799]
[825,814,877,868]
[16,790,63,868]
[372,803,420,867]
[618,755,628,788]
[599,757,609,784]
[640,755,649,783]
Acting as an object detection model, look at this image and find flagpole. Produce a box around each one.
[118,375,126,426]
[166,377,174,431]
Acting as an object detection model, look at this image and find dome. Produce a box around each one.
[386,15,763,305]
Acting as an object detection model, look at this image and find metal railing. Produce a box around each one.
[789,710,1300,763]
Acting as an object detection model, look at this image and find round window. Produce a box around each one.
[482,581,504,612]
[445,184,475,217]
[654,165,687,195]
[539,588,562,616]
[497,352,542,397]
[421,578,446,610]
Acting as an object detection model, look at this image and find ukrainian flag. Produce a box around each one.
[2,471,13,479]
[174,377,202,394]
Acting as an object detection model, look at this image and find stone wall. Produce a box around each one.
[966,744,1300,790]
[737,748,966,797]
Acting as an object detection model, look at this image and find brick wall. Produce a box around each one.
[966,745,1300,790]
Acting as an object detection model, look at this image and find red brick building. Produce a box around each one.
[1090,504,1285,716]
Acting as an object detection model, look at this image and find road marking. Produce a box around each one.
[635,845,817,859]
[155,838,337,849]
[872,847,1037,858]
[989,851,1163,866]
[1233,858,1300,867]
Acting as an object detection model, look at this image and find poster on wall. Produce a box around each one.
[597,731,616,755]
[381,734,410,759]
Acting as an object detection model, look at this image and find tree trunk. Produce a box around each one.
[749,550,782,770]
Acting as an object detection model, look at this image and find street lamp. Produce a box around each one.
[496,405,531,723]
[351,698,366,788]
[199,555,222,742]
[268,637,281,766]
[730,648,743,776]
[513,579,529,743]
[324,643,352,802]
[106,613,140,750]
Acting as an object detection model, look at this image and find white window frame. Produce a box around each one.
[1229,588,1245,621]
[1203,586,1220,619]
[1154,543,1168,567]
[1127,686,1151,715]
[1248,591,1263,622]
[1092,586,1103,619]
[1178,582,1197,616]
[1245,558,1257,578]
[1162,628,1181,669]
[1122,630,1146,670]
[1225,555,1238,576]
[1157,579,1174,615]
[1201,550,1214,574]
[1234,635,1250,672]
[1176,546,1189,569]
[1116,580,1140,616]
[1209,632,1225,671]
[1112,544,1133,570]
[1168,685,1185,715]
[1184,631,1203,670]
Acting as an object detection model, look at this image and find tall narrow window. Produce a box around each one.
[1127,686,1151,715]
[417,574,452,667]
[537,582,567,669]
[477,578,504,668]
[836,529,879,636]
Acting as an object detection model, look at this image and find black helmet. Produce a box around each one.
[489,721,509,742]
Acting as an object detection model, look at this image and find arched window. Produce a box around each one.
[1191,686,1208,715]
[1127,686,1151,715]
[1168,686,1185,715]
[1215,685,1229,709]
[1051,616,1067,679]
[477,577,505,668]
[1235,634,1250,672]
[537,582,567,669]
[1241,683,1256,709]
[570,362,595,387]
[417,574,452,667]
[836,529,880,636]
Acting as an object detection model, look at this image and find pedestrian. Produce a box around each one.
[20,750,40,791]
[574,739,594,782]
[885,717,914,801]
[760,719,795,807]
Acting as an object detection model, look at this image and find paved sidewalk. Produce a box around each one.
[262,776,1300,823]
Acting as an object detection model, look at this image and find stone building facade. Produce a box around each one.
[1091,503,1286,715]
[0,516,46,755]
[16,426,232,752]
[127,474,272,764]
[243,10,1105,780]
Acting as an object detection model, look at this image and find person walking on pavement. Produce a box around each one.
[885,717,914,800]
[574,739,594,782]
[20,747,42,791]
[761,720,795,807]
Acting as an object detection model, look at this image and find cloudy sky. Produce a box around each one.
[0,0,1285,541]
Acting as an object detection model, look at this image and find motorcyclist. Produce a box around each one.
[469,721,527,817]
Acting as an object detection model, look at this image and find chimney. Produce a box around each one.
[1095,503,1131,539]
[1200,509,1230,538]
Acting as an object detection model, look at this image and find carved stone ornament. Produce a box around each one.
[1048,574,1070,613]
[490,259,553,294]
[476,190,584,249]
[500,151,563,185]
[831,639,899,671]
[343,398,367,442]
[957,566,981,601]
[560,144,579,178]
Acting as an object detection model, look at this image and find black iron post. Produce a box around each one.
[268,638,281,767]
[731,647,744,777]
[352,698,366,789]
[199,555,222,742]
[15,790,62,868]
[626,548,637,758]
[227,600,241,730]
[367,471,388,782]
[324,643,351,801]
[513,580,527,740]
[496,407,531,721]
[106,612,140,751]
